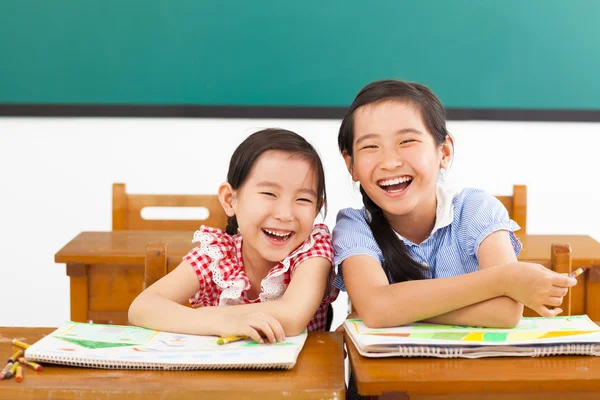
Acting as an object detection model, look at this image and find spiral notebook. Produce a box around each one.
[24,321,307,370]
[345,315,600,359]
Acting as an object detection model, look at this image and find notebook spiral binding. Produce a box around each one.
[26,353,292,370]
[395,346,464,358]
[391,344,599,359]
[533,344,597,357]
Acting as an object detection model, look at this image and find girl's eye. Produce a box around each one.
[400,139,415,145]
[359,145,378,150]
[297,198,314,204]
[260,192,276,198]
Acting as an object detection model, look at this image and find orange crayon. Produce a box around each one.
[18,357,43,371]
[15,365,23,383]
[0,362,13,379]
[8,349,24,363]
[11,339,30,350]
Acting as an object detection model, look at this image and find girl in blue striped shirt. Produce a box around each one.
[334,80,576,329]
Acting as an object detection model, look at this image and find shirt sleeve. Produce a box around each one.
[289,224,339,305]
[331,208,384,291]
[457,189,522,260]
[292,224,334,268]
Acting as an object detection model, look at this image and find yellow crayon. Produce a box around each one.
[18,357,43,371]
[15,365,23,383]
[5,362,19,380]
[570,267,586,278]
[216,335,246,345]
[11,339,31,350]
[0,362,13,379]
[8,349,24,363]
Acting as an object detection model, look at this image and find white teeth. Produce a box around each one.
[263,229,292,237]
[379,176,412,186]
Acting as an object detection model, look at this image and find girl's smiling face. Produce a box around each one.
[344,100,452,221]
[221,150,320,268]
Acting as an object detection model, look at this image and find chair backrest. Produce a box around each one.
[495,185,527,234]
[112,183,228,231]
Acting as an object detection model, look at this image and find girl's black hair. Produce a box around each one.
[225,128,327,235]
[338,80,449,283]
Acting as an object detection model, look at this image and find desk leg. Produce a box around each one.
[66,262,89,322]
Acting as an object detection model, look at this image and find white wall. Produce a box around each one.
[1,117,599,328]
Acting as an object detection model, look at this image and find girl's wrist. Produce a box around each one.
[495,262,517,298]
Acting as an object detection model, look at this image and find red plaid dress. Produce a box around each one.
[183,223,338,331]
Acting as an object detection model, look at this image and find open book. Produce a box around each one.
[344,315,600,359]
[25,321,307,370]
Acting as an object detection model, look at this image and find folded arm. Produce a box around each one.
[345,231,522,328]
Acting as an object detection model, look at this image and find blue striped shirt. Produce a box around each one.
[332,187,522,290]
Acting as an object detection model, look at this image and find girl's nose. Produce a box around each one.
[273,202,294,222]
[380,148,403,170]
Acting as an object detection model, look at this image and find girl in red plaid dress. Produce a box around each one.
[129,129,338,343]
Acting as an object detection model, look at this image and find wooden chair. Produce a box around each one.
[112,183,228,231]
[495,184,527,234]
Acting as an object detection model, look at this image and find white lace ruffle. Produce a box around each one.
[258,225,328,302]
[192,230,247,306]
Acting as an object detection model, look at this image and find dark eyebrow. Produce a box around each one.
[256,181,317,198]
[355,128,424,146]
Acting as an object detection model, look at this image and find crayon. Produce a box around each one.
[216,335,246,345]
[18,357,43,372]
[0,362,13,379]
[4,362,19,380]
[8,349,24,363]
[15,365,23,383]
[11,339,30,350]
[570,267,586,278]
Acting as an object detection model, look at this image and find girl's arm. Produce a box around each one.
[210,256,332,335]
[423,231,523,328]
[344,231,575,328]
[128,257,331,337]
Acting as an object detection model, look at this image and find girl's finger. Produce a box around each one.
[252,321,276,344]
[552,274,577,288]
[549,287,569,297]
[245,327,263,344]
[268,317,285,342]
[545,296,564,307]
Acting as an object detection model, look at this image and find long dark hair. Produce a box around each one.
[338,80,449,283]
[225,128,327,235]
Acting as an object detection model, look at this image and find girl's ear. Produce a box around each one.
[439,135,454,169]
[217,182,237,217]
[342,150,359,182]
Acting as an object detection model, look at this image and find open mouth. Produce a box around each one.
[378,176,413,193]
[262,228,294,242]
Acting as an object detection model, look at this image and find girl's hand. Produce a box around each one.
[219,312,286,344]
[505,262,577,317]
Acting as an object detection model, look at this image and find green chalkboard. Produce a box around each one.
[1,0,599,111]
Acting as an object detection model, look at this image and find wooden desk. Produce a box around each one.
[55,231,196,324]
[345,332,600,400]
[517,234,600,269]
[0,328,345,400]
[55,231,600,324]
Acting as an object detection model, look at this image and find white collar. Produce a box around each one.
[394,184,455,243]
